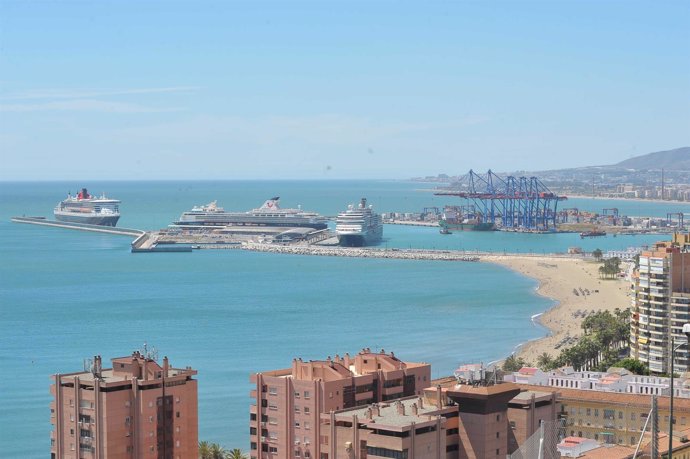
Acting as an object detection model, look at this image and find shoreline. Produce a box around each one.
[566,194,690,206]
[482,255,630,365]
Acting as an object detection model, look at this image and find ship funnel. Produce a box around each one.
[360,198,367,209]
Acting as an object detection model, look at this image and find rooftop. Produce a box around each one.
[328,396,448,429]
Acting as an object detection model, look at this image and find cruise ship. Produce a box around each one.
[335,198,383,247]
[54,188,121,226]
[172,197,328,230]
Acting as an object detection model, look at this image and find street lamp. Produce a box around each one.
[669,323,690,459]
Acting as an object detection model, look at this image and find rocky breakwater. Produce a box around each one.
[241,242,480,262]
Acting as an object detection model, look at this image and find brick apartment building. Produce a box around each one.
[50,352,198,459]
[249,349,431,459]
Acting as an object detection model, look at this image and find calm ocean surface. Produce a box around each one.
[1,180,687,457]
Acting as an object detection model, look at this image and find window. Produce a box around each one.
[295,391,300,398]
[586,408,591,416]
[619,411,623,419]
[269,447,278,453]
[304,421,310,430]
[365,447,408,459]
[594,409,599,417]
[268,417,278,425]
[304,391,311,399]
[269,387,277,396]
[295,406,301,414]
[304,407,310,414]
[269,403,278,411]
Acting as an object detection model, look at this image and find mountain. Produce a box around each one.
[613,147,690,170]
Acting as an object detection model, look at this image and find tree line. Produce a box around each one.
[503,308,647,374]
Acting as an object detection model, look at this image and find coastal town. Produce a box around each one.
[46,229,690,458]
[3,2,690,459]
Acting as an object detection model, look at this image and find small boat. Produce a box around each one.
[439,227,452,235]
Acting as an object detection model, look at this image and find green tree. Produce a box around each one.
[536,352,554,370]
[592,248,603,261]
[503,354,528,372]
[614,358,650,375]
[228,449,248,459]
[199,441,231,459]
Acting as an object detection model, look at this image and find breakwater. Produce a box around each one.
[240,243,481,261]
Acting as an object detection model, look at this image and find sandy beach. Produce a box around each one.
[483,255,631,364]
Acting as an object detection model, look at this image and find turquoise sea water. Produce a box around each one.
[0,181,686,457]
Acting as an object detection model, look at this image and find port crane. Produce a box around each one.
[434,169,567,231]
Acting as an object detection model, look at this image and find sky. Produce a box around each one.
[0,0,688,180]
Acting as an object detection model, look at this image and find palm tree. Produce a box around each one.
[228,449,248,459]
[199,441,231,459]
[536,352,553,370]
[592,248,603,261]
[199,441,212,459]
[210,443,229,459]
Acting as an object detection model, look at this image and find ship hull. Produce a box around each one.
[173,219,327,230]
[440,221,495,231]
[54,213,120,227]
[337,233,382,247]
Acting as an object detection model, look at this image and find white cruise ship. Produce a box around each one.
[54,188,121,227]
[335,198,383,247]
[172,197,328,230]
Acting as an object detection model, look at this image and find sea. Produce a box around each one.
[1,180,689,457]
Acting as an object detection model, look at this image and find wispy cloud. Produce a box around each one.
[0,99,181,113]
[103,113,490,145]
[0,86,199,101]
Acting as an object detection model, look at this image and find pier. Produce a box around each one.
[11,217,144,237]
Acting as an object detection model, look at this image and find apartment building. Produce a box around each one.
[318,380,531,459]
[50,351,198,459]
[517,382,690,448]
[320,396,455,459]
[630,234,690,374]
[506,390,558,454]
[249,349,431,459]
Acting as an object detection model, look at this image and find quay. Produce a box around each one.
[11,216,144,237]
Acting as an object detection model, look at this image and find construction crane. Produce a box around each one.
[434,169,568,231]
[667,212,686,230]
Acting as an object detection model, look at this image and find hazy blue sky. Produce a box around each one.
[1,1,688,180]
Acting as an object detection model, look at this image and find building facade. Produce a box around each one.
[50,352,198,459]
[518,382,690,448]
[630,234,690,374]
[320,396,454,459]
[249,349,431,459]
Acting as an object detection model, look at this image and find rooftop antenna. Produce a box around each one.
[141,342,159,361]
[83,357,94,374]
